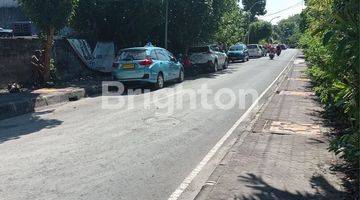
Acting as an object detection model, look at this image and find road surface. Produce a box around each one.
[0,49,298,200]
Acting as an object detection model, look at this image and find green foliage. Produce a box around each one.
[274,14,301,47]
[73,0,163,44]
[49,59,61,82]
[215,6,246,47]
[300,0,360,168]
[18,0,79,81]
[73,0,244,52]
[248,20,272,44]
[18,0,78,33]
[242,0,266,20]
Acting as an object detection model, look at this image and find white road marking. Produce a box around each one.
[167,53,298,200]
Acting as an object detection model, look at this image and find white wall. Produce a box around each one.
[0,0,18,8]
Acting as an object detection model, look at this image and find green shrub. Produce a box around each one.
[300,0,359,168]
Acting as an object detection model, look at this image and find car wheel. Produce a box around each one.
[223,60,228,69]
[211,61,218,73]
[177,68,184,83]
[153,73,164,90]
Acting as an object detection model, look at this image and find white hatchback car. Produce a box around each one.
[247,44,263,58]
[188,45,228,72]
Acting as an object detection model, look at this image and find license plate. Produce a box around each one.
[122,63,135,69]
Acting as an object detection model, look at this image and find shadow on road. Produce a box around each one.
[0,110,63,144]
[185,67,237,81]
[235,173,345,200]
[107,67,239,95]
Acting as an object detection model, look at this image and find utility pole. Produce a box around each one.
[164,0,169,49]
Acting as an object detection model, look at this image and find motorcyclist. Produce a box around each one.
[276,45,282,56]
[268,45,276,60]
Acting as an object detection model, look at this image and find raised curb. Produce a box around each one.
[0,88,87,120]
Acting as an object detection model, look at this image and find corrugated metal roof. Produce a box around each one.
[0,0,18,8]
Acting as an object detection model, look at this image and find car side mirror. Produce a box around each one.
[171,57,177,62]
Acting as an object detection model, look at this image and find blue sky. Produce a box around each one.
[240,0,306,24]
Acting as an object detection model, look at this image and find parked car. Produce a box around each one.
[188,44,228,73]
[227,43,249,62]
[177,54,200,76]
[112,47,184,89]
[247,44,263,58]
[0,27,13,37]
[280,44,287,50]
[259,45,268,56]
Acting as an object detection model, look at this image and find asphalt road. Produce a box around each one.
[0,49,299,200]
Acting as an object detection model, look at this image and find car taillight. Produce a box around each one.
[112,62,119,68]
[139,59,153,67]
[184,57,192,67]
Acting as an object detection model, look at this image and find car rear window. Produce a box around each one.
[118,49,147,61]
[188,46,209,54]
[229,46,244,51]
[247,45,258,49]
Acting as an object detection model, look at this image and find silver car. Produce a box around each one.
[188,45,228,73]
[247,44,263,58]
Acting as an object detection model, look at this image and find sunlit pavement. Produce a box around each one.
[0,50,299,200]
[195,55,345,200]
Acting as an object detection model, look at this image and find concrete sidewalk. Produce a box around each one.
[196,56,345,200]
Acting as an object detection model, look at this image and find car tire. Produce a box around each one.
[177,68,184,83]
[223,60,228,69]
[153,73,164,90]
[210,61,218,73]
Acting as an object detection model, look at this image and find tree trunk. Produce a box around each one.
[43,27,55,82]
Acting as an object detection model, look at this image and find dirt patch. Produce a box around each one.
[268,121,321,135]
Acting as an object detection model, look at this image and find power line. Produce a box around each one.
[263,2,303,17]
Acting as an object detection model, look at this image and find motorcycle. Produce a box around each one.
[276,46,282,56]
[269,53,275,60]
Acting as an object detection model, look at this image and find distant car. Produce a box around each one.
[188,44,228,73]
[280,44,287,50]
[0,27,13,37]
[289,44,297,49]
[259,45,268,56]
[227,43,249,62]
[247,44,263,58]
[112,47,184,89]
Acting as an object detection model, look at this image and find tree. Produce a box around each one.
[215,6,246,47]
[274,14,301,47]
[242,0,266,21]
[248,20,272,43]
[18,0,78,82]
[73,0,242,53]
